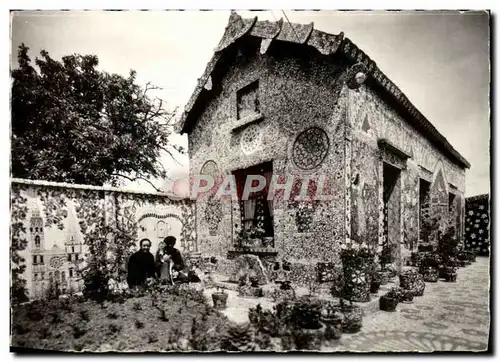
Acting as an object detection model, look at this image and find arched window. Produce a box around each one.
[35,235,41,248]
[157,221,167,238]
[69,269,73,278]
[61,271,66,280]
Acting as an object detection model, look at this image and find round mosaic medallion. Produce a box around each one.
[49,256,64,269]
[292,127,330,170]
[240,124,262,155]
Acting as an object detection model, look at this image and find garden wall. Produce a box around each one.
[10,179,196,301]
[465,194,490,256]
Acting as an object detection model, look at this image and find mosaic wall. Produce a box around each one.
[10,180,195,300]
[465,194,490,256]
[347,84,467,264]
[188,42,348,285]
[348,85,466,194]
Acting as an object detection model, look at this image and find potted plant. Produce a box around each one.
[320,302,343,340]
[340,240,375,303]
[370,271,381,294]
[330,263,363,334]
[290,297,325,350]
[423,267,439,282]
[380,287,399,312]
[413,274,426,297]
[399,287,414,304]
[443,266,457,282]
[212,287,228,310]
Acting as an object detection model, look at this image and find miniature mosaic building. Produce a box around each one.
[176,12,470,285]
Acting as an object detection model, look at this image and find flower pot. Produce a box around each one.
[370,280,381,294]
[413,278,425,296]
[212,292,228,310]
[444,272,457,282]
[400,290,414,303]
[399,270,418,290]
[380,295,398,312]
[341,305,363,333]
[324,323,342,340]
[379,271,390,285]
[293,323,326,351]
[423,268,438,283]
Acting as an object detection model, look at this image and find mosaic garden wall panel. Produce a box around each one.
[465,194,490,256]
[10,180,195,301]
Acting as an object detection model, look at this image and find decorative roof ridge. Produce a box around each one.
[176,12,470,170]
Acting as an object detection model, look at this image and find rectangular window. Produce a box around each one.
[69,269,73,278]
[237,80,260,120]
[68,254,72,262]
[33,255,37,264]
[40,255,44,264]
[72,246,75,253]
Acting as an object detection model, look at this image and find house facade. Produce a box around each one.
[176,13,470,285]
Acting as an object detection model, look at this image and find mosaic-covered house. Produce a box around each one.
[176,13,470,284]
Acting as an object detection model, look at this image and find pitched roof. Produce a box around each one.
[176,12,470,169]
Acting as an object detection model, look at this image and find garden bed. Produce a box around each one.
[11,288,231,352]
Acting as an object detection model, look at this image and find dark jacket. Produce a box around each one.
[127,250,156,288]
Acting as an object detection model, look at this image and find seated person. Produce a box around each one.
[127,238,156,288]
[156,236,189,284]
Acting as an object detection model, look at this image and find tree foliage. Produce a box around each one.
[11,44,183,188]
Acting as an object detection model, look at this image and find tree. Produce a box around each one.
[11,44,183,189]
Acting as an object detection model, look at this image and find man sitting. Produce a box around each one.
[127,238,156,288]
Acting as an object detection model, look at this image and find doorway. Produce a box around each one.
[382,162,402,269]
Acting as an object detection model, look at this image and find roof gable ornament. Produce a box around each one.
[214,11,257,53]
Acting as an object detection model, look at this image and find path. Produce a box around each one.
[329,257,490,352]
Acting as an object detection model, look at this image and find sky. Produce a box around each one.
[10,10,490,197]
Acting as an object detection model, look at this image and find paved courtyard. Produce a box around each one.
[328,256,491,352]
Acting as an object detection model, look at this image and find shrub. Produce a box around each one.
[133,302,142,311]
[146,331,158,344]
[135,319,145,329]
[108,323,122,334]
[107,312,119,320]
[72,324,87,339]
[80,310,90,322]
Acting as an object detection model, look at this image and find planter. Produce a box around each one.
[413,278,425,296]
[341,304,363,334]
[379,271,390,285]
[444,272,457,282]
[400,289,414,303]
[423,268,438,283]
[293,323,326,351]
[212,292,228,310]
[399,270,418,290]
[341,252,374,303]
[370,280,381,294]
[380,295,398,312]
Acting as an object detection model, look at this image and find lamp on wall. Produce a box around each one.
[347,63,369,90]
